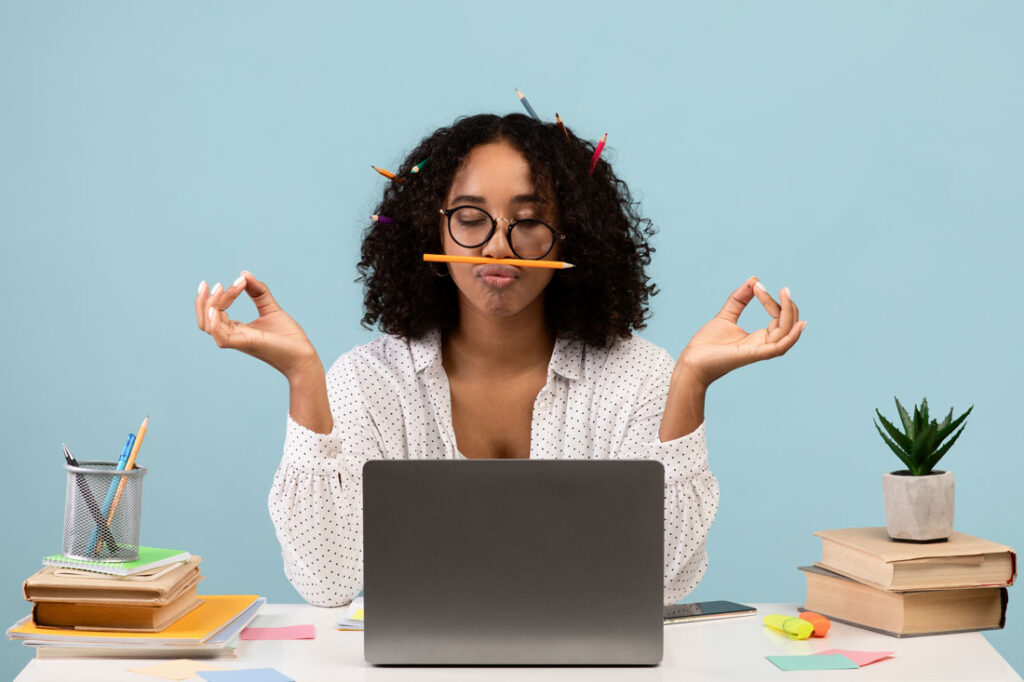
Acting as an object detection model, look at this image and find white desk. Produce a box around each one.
[15,603,1022,681]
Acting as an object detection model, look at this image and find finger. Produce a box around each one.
[218,273,249,313]
[776,287,794,339]
[195,280,209,331]
[716,276,759,324]
[241,270,282,317]
[753,280,782,318]
[206,300,246,350]
[756,319,807,361]
[207,281,225,315]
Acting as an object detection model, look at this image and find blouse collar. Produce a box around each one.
[408,329,582,381]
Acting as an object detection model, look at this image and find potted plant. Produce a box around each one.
[874,397,972,542]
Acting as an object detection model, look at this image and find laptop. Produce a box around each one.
[363,460,664,665]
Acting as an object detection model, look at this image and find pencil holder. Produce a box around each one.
[62,461,147,562]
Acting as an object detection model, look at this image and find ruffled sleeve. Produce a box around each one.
[267,355,382,607]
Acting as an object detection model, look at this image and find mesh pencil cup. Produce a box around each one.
[63,461,147,562]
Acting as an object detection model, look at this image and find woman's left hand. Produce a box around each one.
[678,275,806,390]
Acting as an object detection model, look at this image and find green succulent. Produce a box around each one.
[874,397,973,475]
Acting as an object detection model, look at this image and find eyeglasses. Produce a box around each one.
[440,206,565,260]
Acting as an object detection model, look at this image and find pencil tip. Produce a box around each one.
[564,263,575,269]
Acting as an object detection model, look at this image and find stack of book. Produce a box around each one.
[26,548,203,632]
[7,547,264,658]
[800,527,1016,637]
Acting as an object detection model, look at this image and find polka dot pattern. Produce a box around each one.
[268,330,720,607]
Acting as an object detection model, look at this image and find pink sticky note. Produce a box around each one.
[241,624,315,640]
[816,649,894,667]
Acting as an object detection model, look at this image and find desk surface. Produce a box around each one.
[15,602,1022,682]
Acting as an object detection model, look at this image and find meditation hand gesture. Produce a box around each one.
[679,275,806,389]
[195,271,320,380]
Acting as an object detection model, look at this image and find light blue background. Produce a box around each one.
[2,1,1021,678]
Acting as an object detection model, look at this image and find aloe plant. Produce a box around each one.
[874,398,972,475]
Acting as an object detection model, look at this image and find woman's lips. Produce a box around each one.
[477,263,520,288]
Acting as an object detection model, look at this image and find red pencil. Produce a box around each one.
[588,133,607,176]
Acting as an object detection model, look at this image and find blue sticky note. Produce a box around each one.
[766,654,859,671]
[198,669,293,682]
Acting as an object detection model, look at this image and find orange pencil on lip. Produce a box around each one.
[423,254,575,270]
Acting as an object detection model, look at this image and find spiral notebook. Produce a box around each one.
[42,547,190,576]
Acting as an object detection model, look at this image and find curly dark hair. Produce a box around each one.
[357,113,657,348]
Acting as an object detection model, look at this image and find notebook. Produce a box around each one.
[42,547,190,576]
[362,460,665,665]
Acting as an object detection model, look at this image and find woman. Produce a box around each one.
[195,114,805,607]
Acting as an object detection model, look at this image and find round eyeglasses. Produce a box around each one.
[440,206,565,260]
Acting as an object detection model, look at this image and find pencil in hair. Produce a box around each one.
[372,165,405,185]
[555,113,571,143]
[411,158,429,173]
[515,87,540,121]
[371,215,396,223]
[588,133,608,176]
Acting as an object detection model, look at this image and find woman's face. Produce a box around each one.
[440,141,560,321]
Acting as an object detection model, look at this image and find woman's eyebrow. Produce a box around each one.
[511,193,545,205]
[448,193,545,206]
[450,194,486,205]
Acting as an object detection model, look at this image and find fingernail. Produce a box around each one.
[211,282,223,295]
[753,281,766,293]
[198,281,207,294]
[207,307,216,321]
[233,275,246,287]
[783,286,791,298]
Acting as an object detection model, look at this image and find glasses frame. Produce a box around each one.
[439,206,566,260]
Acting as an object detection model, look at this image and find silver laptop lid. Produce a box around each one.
[364,460,664,665]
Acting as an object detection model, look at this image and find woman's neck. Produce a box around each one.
[443,299,554,378]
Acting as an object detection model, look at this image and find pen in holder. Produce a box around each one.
[63,461,147,561]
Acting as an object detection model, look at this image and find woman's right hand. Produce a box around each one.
[195,271,320,381]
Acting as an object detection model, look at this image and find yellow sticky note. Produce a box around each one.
[352,608,365,620]
[127,659,227,680]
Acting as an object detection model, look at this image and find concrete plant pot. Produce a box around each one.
[883,470,955,541]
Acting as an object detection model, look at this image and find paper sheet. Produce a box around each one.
[766,654,859,671]
[817,648,894,666]
[240,624,315,640]
[198,669,292,682]
[127,659,227,680]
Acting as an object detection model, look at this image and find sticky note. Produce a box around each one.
[817,649,894,667]
[241,624,315,640]
[198,669,293,682]
[351,608,364,620]
[766,654,859,671]
[127,659,227,680]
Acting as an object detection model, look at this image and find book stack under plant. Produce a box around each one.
[800,527,1016,637]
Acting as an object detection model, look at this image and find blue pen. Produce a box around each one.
[88,433,136,555]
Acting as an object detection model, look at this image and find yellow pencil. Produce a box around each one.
[98,416,148,552]
[423,254,574,270]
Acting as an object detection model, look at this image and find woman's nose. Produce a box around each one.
[481,221,514,258]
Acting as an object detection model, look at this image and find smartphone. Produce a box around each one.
[663,600,757,624]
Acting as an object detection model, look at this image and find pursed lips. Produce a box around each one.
[476,263,520,287]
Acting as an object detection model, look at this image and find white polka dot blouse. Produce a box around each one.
[269,330,720,607]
